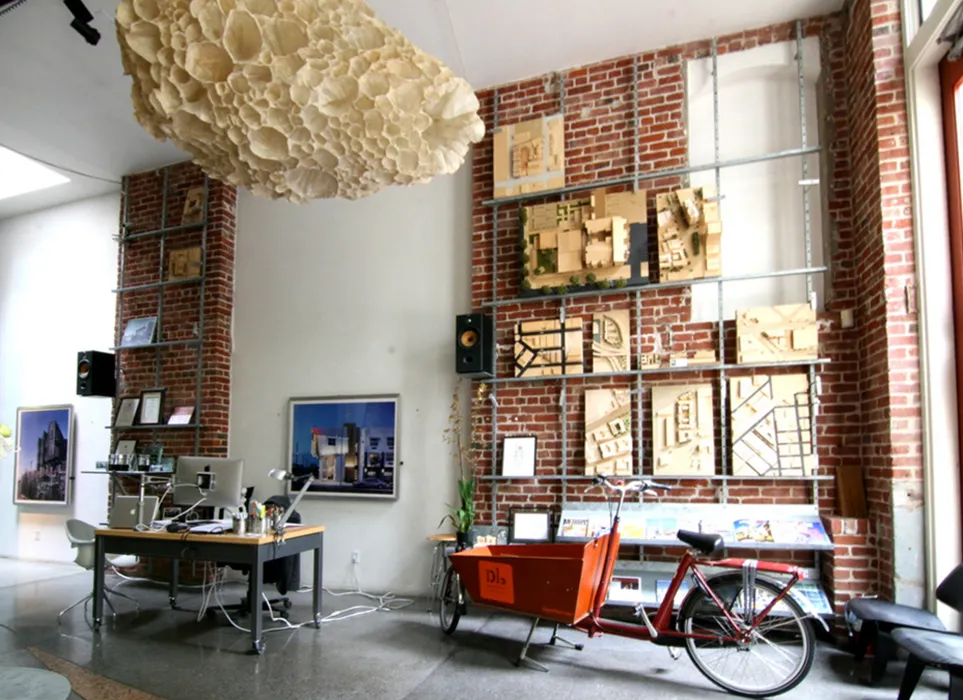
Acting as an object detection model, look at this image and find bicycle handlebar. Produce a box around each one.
[592,474,673,493]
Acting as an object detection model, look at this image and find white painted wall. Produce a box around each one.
[0,194,118,562]
[230,169,471,596]
[686,37,825,321]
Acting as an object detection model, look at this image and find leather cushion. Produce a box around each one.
[893,628,963,668]
[847,597,946,632]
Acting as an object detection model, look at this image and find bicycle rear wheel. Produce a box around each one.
[677,572,814,697]
[438,567,462,635]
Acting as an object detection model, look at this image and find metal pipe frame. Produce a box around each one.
[479,474,834,483]
[122,221,205,241]
[711,37,729,504]
[489,88,500,525]
[112,277,204,294]
[194,174,211,454]
[156,167,169,390]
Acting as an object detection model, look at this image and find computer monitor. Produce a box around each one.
[175,456,245,512]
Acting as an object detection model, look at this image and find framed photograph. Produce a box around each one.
[113,398,139,427]
[168,405,194,425]
[13,405,74,506]
[287,395,399,500]
[138,388,166,425]
[120,316,158,347]
[115,439,137,455]
[501,435,536,477]
[511,509,553,543]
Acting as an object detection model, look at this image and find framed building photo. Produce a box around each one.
[13,405,74,506]
[138,388,166,425]
[501,435,536,477]
[511,509,553,543]
[120,316,158,347]
[115,439,137,455]
[287,395,399,500]
[113,397,140,427]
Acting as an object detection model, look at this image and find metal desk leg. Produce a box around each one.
[169,558,179,608]
[313,537,323,628]
[249,556,264,654]
[93,536,106,630]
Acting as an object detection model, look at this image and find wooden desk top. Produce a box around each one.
[95,524,325,546]
[426,534,457,542]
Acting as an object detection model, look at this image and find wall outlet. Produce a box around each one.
[351,550,360,564]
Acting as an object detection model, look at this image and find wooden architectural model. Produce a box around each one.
[584,389,632,476]
[736,304,818,364]
[655,186,721,281]
[592,310,630,373]
[493,114,565,199]
[730,374,815,477]
[521,189,649,294]
[652,384,714,476]
[514,318,583,377]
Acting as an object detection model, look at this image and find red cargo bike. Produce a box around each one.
[439,475,825,697]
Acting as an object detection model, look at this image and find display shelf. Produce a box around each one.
[121,220,206,241]
[481,265,828,309]
[107,424,201,431]
[479,473,834,482]
[81,470,174,476]
[109,338,202,351]
[481,144,822,207]
[490,358,831,384]
[113,276,205,294]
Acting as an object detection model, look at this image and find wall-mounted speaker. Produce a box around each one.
[455,313,493,378]
[76,350,115,397]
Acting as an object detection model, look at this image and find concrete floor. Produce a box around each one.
[0,564,953,700]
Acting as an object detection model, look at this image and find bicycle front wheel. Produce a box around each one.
[438,567,462,635]
[678,572,815,697]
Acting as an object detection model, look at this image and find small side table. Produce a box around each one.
[426,534,457,613]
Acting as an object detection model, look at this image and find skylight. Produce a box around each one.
[0,147,69,202]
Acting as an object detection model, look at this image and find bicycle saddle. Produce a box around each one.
[676,530,724,556]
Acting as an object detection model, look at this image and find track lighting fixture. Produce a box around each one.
[63,0,99,45]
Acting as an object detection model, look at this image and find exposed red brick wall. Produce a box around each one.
[114,162,236,458]
[822,516,876,617]
[469,8,915,614]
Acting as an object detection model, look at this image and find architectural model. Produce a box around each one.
[493,114,565,199]
[585,389,633,476]
[514,318,583,377]
[521,189,649,294]
[592,310,630,373]
[639,350,716,369]
[655,186,721,281]
[652,385,714,476]
[115,0,485,201]
[730,374,815,477]
[736,304,818,364]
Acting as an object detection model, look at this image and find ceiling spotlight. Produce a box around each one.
[63,0,99,45]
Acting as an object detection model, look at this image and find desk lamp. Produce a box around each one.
[268,467,318,529]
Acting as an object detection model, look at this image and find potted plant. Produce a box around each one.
[441,380,488,549]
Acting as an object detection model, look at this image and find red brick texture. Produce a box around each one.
[114,162,236,459]
[469,4,915,618]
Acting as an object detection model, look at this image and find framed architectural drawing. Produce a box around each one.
[584,389,632,476]
[501,435,536,477]
[652,384,714,476]
[514,317,583,377]
[492,113,565,199]
[288,395,398,499]
[735,303,818,364]
[730,375,815,477]
[13,405,74,506]
[592,310,630,373]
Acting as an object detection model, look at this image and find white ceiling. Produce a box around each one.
[0,0,842,220]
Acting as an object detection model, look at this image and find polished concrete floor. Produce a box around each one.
[0,562,953,700]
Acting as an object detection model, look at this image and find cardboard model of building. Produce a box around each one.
[730,374,815,477]
[656,186,721,281]
[652,384,714,476]
[493,114,565,199]
[736,304,818,364]
[514,318,583,377]
[522,189,649,293]
[592,310,630,373]
[585,389,633,476]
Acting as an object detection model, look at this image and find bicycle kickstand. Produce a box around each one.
[516,618,549,672]
[549,623,584,651]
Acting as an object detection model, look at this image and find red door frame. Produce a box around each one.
[939,56,963,527]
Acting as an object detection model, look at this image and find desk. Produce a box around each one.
[93,525,325,654]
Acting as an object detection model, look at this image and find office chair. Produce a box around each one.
[58,519,141,623]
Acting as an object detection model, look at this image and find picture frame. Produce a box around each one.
[113,397,140,427]
[13,405,74,506]
[287,395,399,500]
[168,405,194,425]
[138,388,166,425]
[115,439,137,455]
[511,509,553,543]
[501,435,536,477]
[120,316,158,347]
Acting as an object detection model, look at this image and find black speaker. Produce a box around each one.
[76,350,115,397]
[456,313,494,377]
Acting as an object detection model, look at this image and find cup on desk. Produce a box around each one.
[246,515,266,535]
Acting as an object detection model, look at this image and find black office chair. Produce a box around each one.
[892,626,963,699]
[214,495,302,618]
[847,563,963,685]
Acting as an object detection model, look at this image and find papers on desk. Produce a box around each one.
[188,518,233,533]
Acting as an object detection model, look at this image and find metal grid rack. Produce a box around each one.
[112,166,210,455]
[480,22,826,519]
